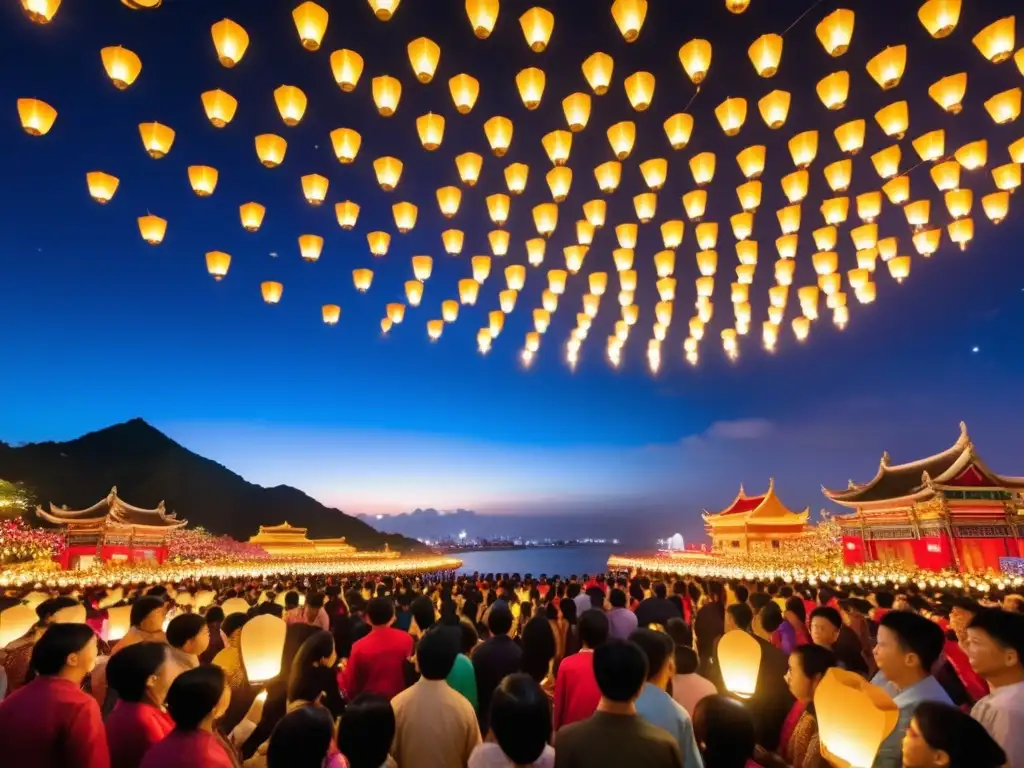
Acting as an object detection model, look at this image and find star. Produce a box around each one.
[972,346,980,353]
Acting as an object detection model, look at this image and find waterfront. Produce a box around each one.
[455,545,620,576]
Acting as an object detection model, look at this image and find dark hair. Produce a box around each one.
[520,616,556,683]
[490,674,551,765]
[693,695,756,768]
[458,619,479,655]
[810,606,843,630]
[880,611,945,671]
[791,644,837,682]
[366,597,394,627]
[222,612,250,638]
[166,613,207,649]
[913,701,1007,768]
[950,596,981,615]
[727,602,754,631]
[733,585,749,604]
[579,609,610,649]
[30,623,95,676]
[653,582,668,600]
[785,596,806,623]
[559,597,578,625]
[410,596,435,632]
[749,592,771,613]
[306,593,325,610]
[285,591,300,609]
[609,588,627,609]
[488,605,514,636]
[34,596,78,624]
[593,639,648,702]
[759,602,784,633]
[336,694,395,768]
[417,626,459,680]
[586,586,605,609]
[105,641,168,702]
[874,590,895,609]
[665,617,693,648]
[630,628,674,680]
[267,704,334,768]
[165,665,226,730]
[967,609,1024,667]
[288,631,337,703]
[205,607,225,624]
[130,595,165,628]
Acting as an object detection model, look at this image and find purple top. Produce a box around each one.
[606,607,639,641]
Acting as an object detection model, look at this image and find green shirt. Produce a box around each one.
[446,653,478,712]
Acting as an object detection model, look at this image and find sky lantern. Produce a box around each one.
[973,17,1015,63]
[769,287,789,313]
[1017,47,1024,75]
[240,202,266,231]
[477,329,493,354]
[947,217,974,250]
[298,234,324,262]
[542,130,572,166]
[640,157,669,190]
[749,34,783,77]
[441,300,459,323]
[373,156,403,190]
[762,321,779,350]
[656,302,673,326]
[416,113,445,150]
[292,2,328,50]
[851,223,878,250]
[792,316,810,342]
[548,269,568,294]
[819,273,842,295]
[526,238,546,266]
[715,97,747,136]
[824,159,852,193]
[816,8,855,56]
[616,223,638,249]
[750,92,790,134]
[466,0,499,38]
[520,7,554,51]
[736,240,758,267]
[407,37,440,82]
[774,258,795,285]
[799,286,820,317]
[731,212,754,240]
[594,161,622,194]
[411,255,433,281]
[821,196,850,225]
[581,52,614,95]
[816,71,849,110]
[683,189,708,220]
[624,71,655,111]
[661,220,685,248]
[441,228,464,255]
[380,317,393,335]
[211,18,248,67]
[253,134,288,168]
[274,85,307,126]
[982,191,1010,223]
[993,162,1021,192]
[878,236,899,262]
[855,248,878,271]
[137,214,166,245]
[139,121,175,158]
[887,255,911,283]
[505,265,526,292]
[329,128,360,164]
[436,187,460,218]
[696,250,718,277]
[404,280,424,306]
[944,189,972,219]
[606,121,636,160]
[426,319,444,341]
[656,277,676,301]
[583,199,607,228]
[918,0,961,38]
[875,101,909,138]
[392,202,418,233]
[913,129,945,163]
[368,0,401,20]
[776,233,798,259]
[955,139,987,170]
[856,191,882,223]
[930,160,960,191]
[611,0,647,41]
[736,264,756,285]
[471,255,491,283]
[367,231,390,256]
[912,229,940,256]
[100,46,142,90]
[455,152,483,186]
[882,174,910,204]
[352,268,374,292]
[928,73,967,114]
[533,308,551,333]
[816,669,899,768]
[562,93,591,132]
[21,0,61,24]
[334,200,359,230]
[386,303,406,324]
[489,312,505,339]
[814,225,838,251]
[321,304,342,325]
[504,162,529,195]
[777,204,801,234]
[448,74,480,114]
[589,272,608,296]
[17,98,57,136]
[653,250,676,278]
[731,282,749,304]
[663,113,695,150]
[696,277,715,300]
[486,193,510,225]
[260,281,282,304]
[696,222,719,250]
[689,316,706,340]
[871,145,901,179]
[484,116,513,156]
[187,165,218,197]
[577,220,595,245]
[564,245,586,273]
[904,199,931,229]
[679,39,712,84]
[516,67,546,109]
[372,76,401,116]
[737,181,762,212]
[301,173,328,205]
[788,131,818,169]
[634,193,657,223]
[200,89,237,128]
[489,230,510,257]
[690,152,717,185]
[330,49,364,91]
[1011,137,1024,163]
[736,145,765,180]
[984,88,1021,124]
[546,167,572,202]
[726,0,750,12]
[866,45,907,90]
[833,304,850,328]
[533,203,558,237]
[833,119,865,156]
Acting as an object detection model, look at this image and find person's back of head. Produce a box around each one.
[222,612,250,640]
[578,609,610,650]
[609,588,627,609]
[490,673,552,765]
[205,606,224,626]
[165,665,227,731]
[520,616,556,682]
[693,695,755,768]
[287,630,337,704]
[566,583,581,599]
[629,628,674,683]
[706,581,724,602]
[749,592,771,614]
[410,595,436,632]
[593,639,648,703]
[785,596,806,623]
[727,602,754,632]
[129,595,165,629]
[285,591,300,610]
[105,641,168,702]
[417,626,459,681]
[267,704,334,768]
[586,586,605,609]
[488,605,514,637]
[366,597,395,628]
[458,619,479,656]
[910,701,1007,768]
[30,622,96,677]
[879,610,945,673]
[665,617,693,648]
[336,694,395,768]
[759,602,784,633]
[733,584,749,604]
[779,585,793,599]
[653,582,668,600]
[874,590,895,609]
[166,613,207,651]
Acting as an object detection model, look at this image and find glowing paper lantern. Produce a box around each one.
[589,272,609,296]
[334,201,359,230]
[372,76,401,117]
[274,85,307,126]
[516,67,546,110]
[404,281,423,307]
[548,269,568,294]
[439,229,463,256]
[449,74,480,114]
[776,234,798,259]
[758,90,791,129]
[850,223,878,251]
[260,281,282,303]
[624,71,655,111]
[928,73,967,114]
[913,130,945,163]
[371,157,402,192]
[683,190,708,220]
[715,98,747,136]
[211,18,249,67]
[416,113,445,150]
[200,89,237,128]
[633,193,656,223]
[331,49,364,91]
[737,181,762,213]
[1018,47,1024,75]
[326,129,359,165]
[993,162,1021,192]
[883,176,910,205]
[875,101,908,139]
[984,88,1021,125]
[607,121,637,160]
[298,234,324,262]
[664,113,695,150]
[982,191,1010,223]
[562,93,591,133]
[736,146,766,180]
[292,2,328,50]
[789,131,818,169]
[542,131,572,166]
[17,98,57,136]
[775,258,795,286]
[948,217,974,250]
[887,255,911,283]
[459,279,480,306]
[817,72,850,110]
[20,0,61,24]
[321,304,342,325]
[814,225,838,251]
[834,119,866,155]
[425,319,443,341]
[944,189,971,219]
[815,669,899,768]
[407,37,440,83]
[455,152,483,187]
[466,0,499,38]
[816,9,855,57]
[584,199,607,228]
[912,229,941,256]
[486,193,510,225]
[867,45,907,90]
[519,7,554,52]
[386,303,406,325]
[498,290,518,314]
[696,250,718,277]
[690,152,717,185]
[101,46,142,90]
[616,223,638,249]
[973,17,1015,63]
[731,213,754,240]
[821,197,850,225]
[918,0,961,38]
[737,264,756,285]
[819,274,842,296]
[367,231,390,257]
[411,256,434,282]
[930,160,960,192]
[533,203,558,237]
[595,161,622,193]
[477,328,493,353]
[736,240,758,266]
[139,122,175,159]
[749,34,783,78]
[661,220,685,249]
[813,251,839,276]
[301,173,328,206]
[86,171,119,203]
[489,230,510,257]
[955,140,987,170]
[582,52,614,95]
[352,269,374,292]
[871,145,901,179]
[546,167,572,202]
[137,214,167,245]
[1011,138,1024,164]
[679,39,712,84]
[612,0,647,42]
[824,160,852,193]
[856,192,882,223]
[696,277,715,300]
[391,203,417,234]
[792,316,810,342]
[484,116,513,157]
[777,204,801,235]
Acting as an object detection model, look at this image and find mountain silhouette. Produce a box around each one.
[0,419,423,552]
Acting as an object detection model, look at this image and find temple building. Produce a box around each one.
[825,422,1024,573]
[248,522,356,557]
[37,486,186,570]
[703,479,810,554]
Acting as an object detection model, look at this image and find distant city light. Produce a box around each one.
[375,514,383,520]
[458,530,467,540]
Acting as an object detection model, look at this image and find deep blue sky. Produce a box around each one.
[2,1,1023,542]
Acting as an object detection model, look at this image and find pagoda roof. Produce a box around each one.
[36,486,186,529]
[823,422,1024,507]
[703,478,809,525]
[255,522,309,536]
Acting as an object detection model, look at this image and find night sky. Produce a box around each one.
[2,0,1023,543]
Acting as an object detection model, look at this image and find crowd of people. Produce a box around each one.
[0,569,1021,768]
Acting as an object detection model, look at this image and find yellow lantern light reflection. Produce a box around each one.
[866,45,907,90]
[330,49,363,92]
[86,171,119,203]
[437,185,462,218]
[582,52,614,95]
[516,67,546,110]
[679,39,712,84]
[465,0,499,39]
[789,131,818,169]
[140,122,175,159]
[455,152,483,186]
[416,113,445,150]
[367,231,390,257]
[260,280,282,303]
[664,113,695,150]
[955,140,987,171]
[368,0,401,21]
[563,93,591,132]
[274,85,307,126]
[352,269,373,292]
[138,214,167,245]
[407,37,440,83]
[715,98,747,136]
[815,668,899,768]
[982,191,1010,224]
[929,73,967,114]
[101,46,142,90]
[372,76,401,117]
[211,18,249,67]
[816,8,855,57]
[484,116,513,156]
[526,238,546,266]
[393,202,418,233]
[489,230,510,257]
[546,167,572,202]
[611,0,647,42]
[292,2,328,50]
[748,34,783,78]
[918,0,961,39]
[298,234,324,262]
[595,161,622,193]
[624,71,655,111]
[973,17,1015,64]
[984,88,1021,125]
[875,101,908,139]
[758,90,791,129]
[17,98,57,136]
[449,74,480,114]
[335,201,358,230]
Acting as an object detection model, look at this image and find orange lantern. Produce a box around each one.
[455,152,483,186]
[664,113,695,149]
[486,193,510,225]
[583,199,607,228]
[367,232,390,256]
[260,281,282,303]
[930,160,960,192]
[982,191,1010,224]
[661,220,685,249]
[404,281,424,307]
[834,119,866,155]
[100,46,142,90]
[789,131,818,168]
[407,37,440,82]
[912,229,941,256]
[866,45,907,90]
[737,181,762,213]
[815,669,899,768]
[292,1,328,50]
[330,49,364,91]
[372,75,401,116]
[564,245,587,274]
[611,0,647,42]
[442,229,464,255]
[748,34,783,78]
[582,52,614,95]
[484,116,514,156]
[613,248,634,272]
[392,202,418,233]
[334,201,359,230]
[533,203,558,237]
[875,101,908,139]
[301,173,328,206]
[816,71,850,110]
[640,158,668,191]
[137,214,166,245]
[918,0,961,38]
[211,18,249,67]
[386,303,406,324]
[928,73,967,114]
[813,225,838,251]
[504,163,529,195]
[615,223,638,249]
[274,85,307,126]
[139,121,175,159]
[955,140,987,170]
[944,189,972,219]
[984,88,1021,125]
[17,98,57,136]
[736,240,759,266]
[449,74,480,114]
[816,9,855,57]
[948,217,974,250]
[871,145,901,179]
[562,93,592,132]
[607,121,636,160]
[188,165,218,197]
[777,204,801,234]
[992,162,1022,192]
[736,145,766,180]
[20,0,61,24]
[488,230,510,257]
[542,130,572,166]
[775,234,798,260]
[520,7,554,52]
[411,256,433,282]
[373,156,403,191]
[731,212,754,240]
[460,279,480,305]
[856,191,882,223]
[683,190,708,220]
[679,39,712,84]
[321,304,342,326]
[352,269,373,292]
[526,239,546,267]
[824,159,852,193]
[634,193,657,223]
[516,67,546,109]
[624,71,655,111]
[329,128,360,164]
[821,196,850,225]
[466,0,499,38]
[690,152,716,185]
[416,113,445,150]
[913,129,945,163]
[973,17,1015,63]
[298,234,324,262]
[240,202,267,232]
[774,258,795,286]
[715,97,747,136]
[201,89,237,128]
[546,167,572,203]
[758,90,791,129]
[595,161,622,193]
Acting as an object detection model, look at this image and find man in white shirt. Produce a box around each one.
[966,608,1024,768]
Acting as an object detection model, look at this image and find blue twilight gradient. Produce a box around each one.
[1,1,1023,541]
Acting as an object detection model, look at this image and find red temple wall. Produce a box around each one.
[57,543,168,570]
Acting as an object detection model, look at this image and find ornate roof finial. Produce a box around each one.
[738,482,746,497]
[922,470,935,489]
[847,479,856,489]
[958,420,970,443]
[880,450,891,467]
[767,477,776,493]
